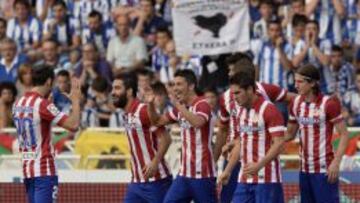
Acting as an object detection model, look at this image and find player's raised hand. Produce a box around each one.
[69,78,81,104]
[143,159,159,180]
[217,171,230,186]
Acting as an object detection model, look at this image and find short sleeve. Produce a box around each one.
[259,83,287,102]
[326,97,343,124]
[39,100,68,125]
[194,100,211,122]
[288,98,297,123]
[264,104,285,137]
[218,95,230,124]
[165,107,179,122]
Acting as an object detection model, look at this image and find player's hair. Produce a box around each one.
[150,81,168,96]
[292,14,308,27]
[229,71,256,91]
[32,64,55,86]
[0,81,17,99]
[88,10,103,21]
[174,69,198,89]
[356,69,360,76]
[203,86,218,96]
[114,72,138,97]
[136,68,154,79]
[52,0,67,9]
[56,70,70,78]
[14,0,31,9]
[226,52,256,78]
[92,77,109,92]
[297,64,321,94]
[156,26,172,39]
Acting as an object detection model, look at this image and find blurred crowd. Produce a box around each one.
[0,0,360,129]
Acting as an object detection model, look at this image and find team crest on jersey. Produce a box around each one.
[47,104,60,116]
[124,115,139,130]
[179,118,191,129]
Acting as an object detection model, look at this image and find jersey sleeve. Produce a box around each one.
[39,100,68,126]
[326,97,343,124]
[288,98,297,123]
[194,100,211,122]
[165,107,179,122]
[260,83,287,102]
[218,94,230,124]
[264,104,285,137]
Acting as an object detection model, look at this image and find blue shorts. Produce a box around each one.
[232,183,284,203]
[163,175,217,203]
[24,176,59,203]
[220,160,241,203]
[300,172,339,203]
[124,176,172,203]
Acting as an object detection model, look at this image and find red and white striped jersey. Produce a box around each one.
[289,94,343,173]
[12,91,68,179]
[236,96,285,183]
[219,82,287,141]
[124,99,171,183]
[166,96,216,179]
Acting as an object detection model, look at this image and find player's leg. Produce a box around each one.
[24,178,35,203]
[142,176,173,203]
[190,177,217,203]
[220,160,240,203]
[255,183,284,203]
[163,176,192,203]
[299,172,316,203]
[124,182,147,203]
[310,173,339,203]
[232,183,255,203]
[34,176,59,203]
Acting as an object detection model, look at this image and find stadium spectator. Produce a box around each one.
[75,43,113,86]
[82,10,115,56]
[252,0,274,40]
[343,69,360,126]
[151,26,172,76]
[15,63,32,97]
[281,0,305,41]
[324,45,354,97]
[6,0,42,52]
[107,15,148,75]
[90,77,113,126]
[0,38,27,83]
[43,0,81,53]
[36,39,71,74]
[0,82,17,128]
[37,0,57,21]
[133,0,168,47]
[289,14,308,64]
[52,70,72,114]
[76,0,110,27]
[305,0,345,45]
[159,40,178,84]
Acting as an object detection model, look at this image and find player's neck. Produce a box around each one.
[304,91,317,103]
[31,87,47,98]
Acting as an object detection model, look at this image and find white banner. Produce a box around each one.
[172,0,250,56]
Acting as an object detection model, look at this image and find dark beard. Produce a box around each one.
[113,93,128,109]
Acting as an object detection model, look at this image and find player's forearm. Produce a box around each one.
[66,102,81,131]
[213,124,228,162]
[153,130,172,163]
[223,141,240,174]
[176,104,205,127]
[147,102,160,125]
[258,137,285,169]
[333,122,349,164]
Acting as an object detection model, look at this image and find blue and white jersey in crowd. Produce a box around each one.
[81,107,99,128]
[34,56,71,75]
[109,108,125,128]
[0,54,27,83]
[322,61,355,95]
[343,87,360,116]
[43,17,80,46]
[307,0,342,45]
[6,16,42,51]
[52,87,72,114]
[108,0,140,8]
[181,55,203,77]
[251,39,293,88]
[151,46,168,72]
[252,18,268,40]
[82,22,115,54]
[343,0,360,45]
[75,0,110,27]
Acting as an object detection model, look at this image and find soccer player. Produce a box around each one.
[111,73,172,203]
[12,64,81,203]
[286,64,349,203]
[147,69,217,203]
[218,71,286,203]
[214,53,294,203]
